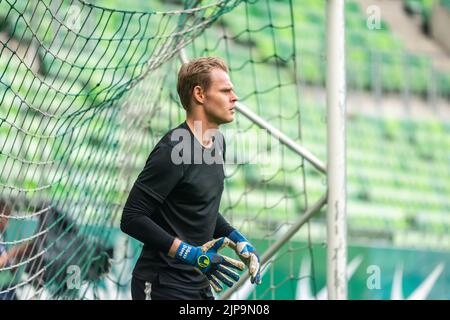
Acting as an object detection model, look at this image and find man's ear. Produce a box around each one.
[192,85,205,104]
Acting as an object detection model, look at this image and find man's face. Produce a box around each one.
[202,68,238,125]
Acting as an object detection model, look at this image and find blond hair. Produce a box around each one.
[177,56,228,110]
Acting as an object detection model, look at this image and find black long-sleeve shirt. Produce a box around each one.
[120,121,235,289]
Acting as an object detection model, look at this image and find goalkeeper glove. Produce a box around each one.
[175,237,245,292]
[228,230,262,285]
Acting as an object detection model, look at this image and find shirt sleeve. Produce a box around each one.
[213,212,235,239]
[134,143,184,203]
[121,183,175,253]
[120,142,184,253]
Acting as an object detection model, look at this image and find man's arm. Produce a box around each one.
[122,203,243,292]
[121,143,186,254]
[213,213,235,239]
[167,238,181,258]
[120,188,232,259]
[120,184,175,254]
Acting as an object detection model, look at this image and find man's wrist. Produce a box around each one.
[168,238,181,258]
[174,241,200,265]
[228,230,247,244]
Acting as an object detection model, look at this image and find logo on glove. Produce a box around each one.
[197,255,210,268]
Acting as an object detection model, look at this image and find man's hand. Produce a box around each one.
[228,230,262,285]
[175,237,245,292]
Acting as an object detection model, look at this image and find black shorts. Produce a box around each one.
[131,276,214,300]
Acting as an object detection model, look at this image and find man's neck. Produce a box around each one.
[186,115,219,148]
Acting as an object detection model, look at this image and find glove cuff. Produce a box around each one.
[228,230,248,244]
[175,241,199,265]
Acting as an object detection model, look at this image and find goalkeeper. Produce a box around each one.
[121,57,261,300]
